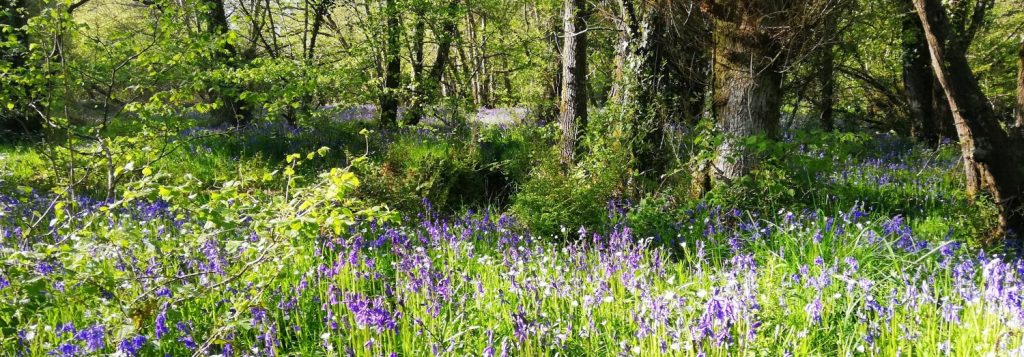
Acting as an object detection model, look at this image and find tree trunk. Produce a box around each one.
[207,0,253,126]
[612,0,673,177]
[931,80,957,140]
[818,42,836,132]
[701,0,785,186]
[913,0,1024,241]
[558,0,589,165]
[1,0,40,132]
[899,1,938,146]
[817,13,838,132]
[306,0,328,61]
[404,6,427,125]
[665,8,711,127]
[1016,40,1024,129]
[538,17,563,125]
[3,0,27,69]
[379,0,401,127]
[404,0,457,126]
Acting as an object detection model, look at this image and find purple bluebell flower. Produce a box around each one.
[74,324,105,352]
[155,303,169,338]
[56,322,76,337]
[118,335,147,356]
[177,322,197,350]
[344,293,396,332]
[251,306,268,325]
[50,343,79,357]
[483,329,495,357]
[940,300,962,324]
[805,295,822,324]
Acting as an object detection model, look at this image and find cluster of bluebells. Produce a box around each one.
[1,136,1022,356]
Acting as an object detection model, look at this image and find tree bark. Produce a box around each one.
[538,16,564,125]
[405,0,457,126]
[611,0,657,174]
[558,0,589,165]
[1,0,39,132]
[817,13,838,132]
[700,0,786,187]
[913,0,1024,241]
[1016,40,1024,129]
[404,6,427,125]
[818,40,836,132]
[3,0,27,69]
[899,1,938,145]
[665,6,711,126]
[206,0,253,126]
[379,0,401,127]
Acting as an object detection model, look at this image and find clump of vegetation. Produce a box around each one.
[2,0,1024,355]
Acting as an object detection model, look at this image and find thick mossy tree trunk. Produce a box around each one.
[207,0,253,126]
[612,0,664,176]
[696,0,787,190]
[379,0,401,127]
[558,0,589,165]
[913,0,1024,241]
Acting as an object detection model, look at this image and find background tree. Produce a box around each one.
[1,0,37,132]
[694,0,791,191]
[379,0,402,126]
[558,0,589,165]
[900,0,940,145]
[205,0,254,126]
[913,0,1024,239]
[608,0,710,178]
[1017,39,1023,128]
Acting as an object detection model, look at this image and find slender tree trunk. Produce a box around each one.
[306,0,328,61]
[285,0,329,127]
[379,0,401,127]
[206,0,253,126]
[913,0,1024,241]
[404,7,426,125]
[818,13,838,132]
[1016,40,1024,129]
[404,0,457,126]
[428,1,457,90]
[538,17,563,125]
[3,0,27,69]
[558,0,589,165]
[899,1,938,146]
[818,43,836,132]
[1,0,39,132]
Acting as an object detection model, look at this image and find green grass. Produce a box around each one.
[0,119,1013,356]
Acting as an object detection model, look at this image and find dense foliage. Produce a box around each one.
[0,127,1019,356]
[2,0,1024,355]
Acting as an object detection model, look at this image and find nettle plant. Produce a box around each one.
[0,136,390,353]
